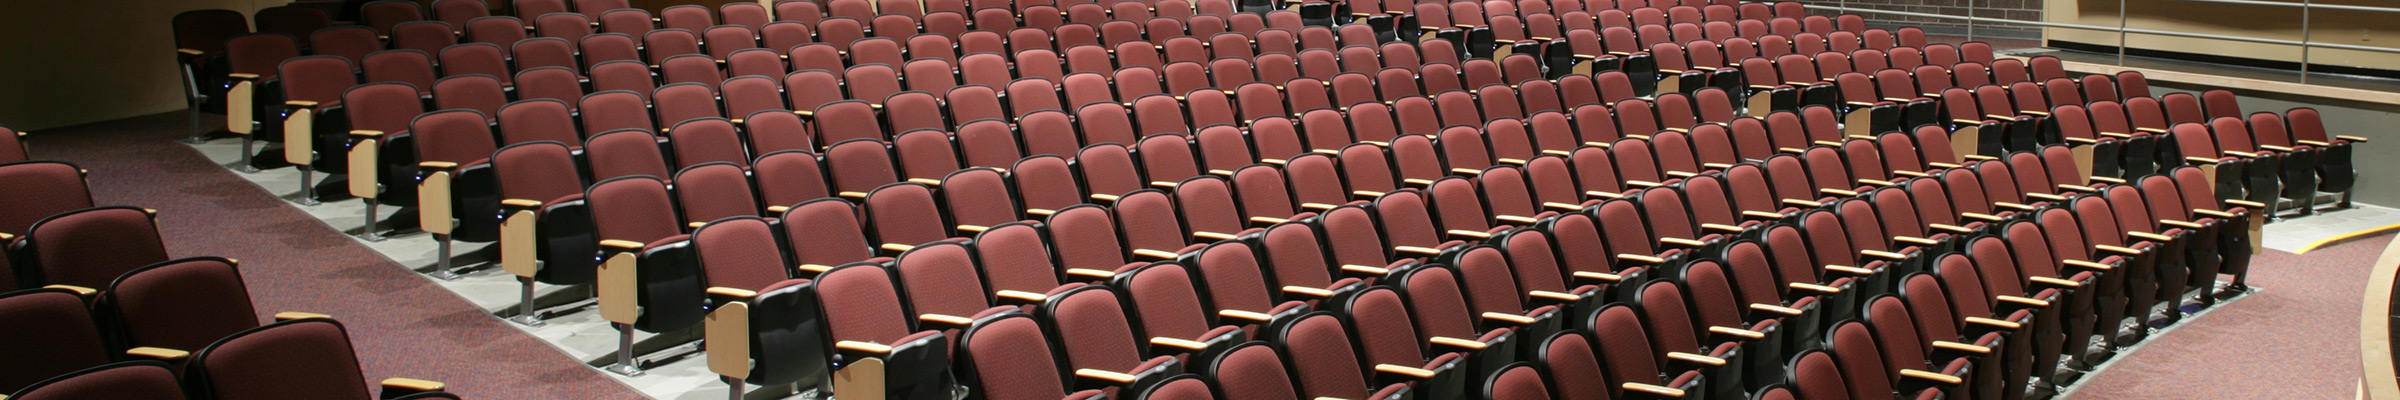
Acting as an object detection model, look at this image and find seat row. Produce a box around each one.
[0,150,460,398]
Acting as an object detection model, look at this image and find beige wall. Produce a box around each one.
[2043,0,2400,70]
[0,0,293,131]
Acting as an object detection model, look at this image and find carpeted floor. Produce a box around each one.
[2067,233,2388,399]
[23,109,2384,399]
[25,111,642,399]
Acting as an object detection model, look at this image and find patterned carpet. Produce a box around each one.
[25,111,641,399]
[2067,233,2387,399]
[24,109,2380,399]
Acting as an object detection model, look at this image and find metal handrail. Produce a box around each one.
[2170,0,2400,14]
[1789,1,2400,82]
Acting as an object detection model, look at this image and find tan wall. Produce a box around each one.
[0,0,294,131]
[2043,0,2400,70]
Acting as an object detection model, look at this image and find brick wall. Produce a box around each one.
[1793,0,2043,37]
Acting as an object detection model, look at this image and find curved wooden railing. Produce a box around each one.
[2362,236,2400,399]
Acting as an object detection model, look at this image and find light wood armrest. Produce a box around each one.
[502,198,544,208]
[1988,203,2033,212]
[1090,193,1121,202]
[1825,265,1876,276]
[1150,337,1209,350]
[1194,231,1238,241]
[1666,352,1727,366]
[1374,364,1438,378]
[1750,303,1803,315]
[126,346,190,360]
[1132,249,1181,259]
[1075,368,1138,384]
[1429,336,1488,350]
[2225,199,2268,208]
[1623,382,1687,397]
[2025,192,2067,201]
[2161,219,2206,229]
[1929,223,1973,233]
[1496,215,1539,224]
[1544,202,1587,211]
[286,100,320,107]
[2192,209,2237,218]
[1449,168,1484,175]
[1250,216,1290,225]
[418,161,459,170]
[1446,229,1492,239]
[1617,254,1666,264]
[906,178,942,186]
[1964,316,2020,330]
[2186,156,2222,165]
[381,378,447,392]
[707,287,760,298]
[1858,179,1897,187]
[880,243,916,252]
[1895,236,1940,246]
[1026,208,1056,216]
[1659,237,1707,248]
[797,264,834,274]
[2337,135,2370,142]
[1820,188,1858,197]
[1790,282,1842,294]
[1403,178,1436,186]
[1218,309,1273,322]
[837,191,868,199]
[1066,268,1119,279]
[275,311,333,321]
[350,129,385,137]
[2298,140,2333,146]
[1626,180,1664,188]
[836,340,894,354]
[228,73,260,79]
[1709,326,1766,339]
[2128,231,2175,242]
[1927,162,1963,169]
[1353,190,1388,198]
[1933,340,1992,354]
[1528,290,1581,302]
[919,313,973,327]
[2064,259,2113,271]
[1395,245,1443,255]
[1587,190,1624,199]
[1573,271,1623,283]
[2028,276,2081,288]
[2258,145,2294,152]
[1996,295,2050,307]
[43,284,95,296]
[1701,223,1743,233]
[1743,210,1785,220]
[1893,170,1929,178]
[1666,171,1699,178]
[1150,180,1180,188]
[1899,369,1964,385]
[1342,264,1391,276]
[2064,137,2098,144]
[1282,285,1337,298]
[1861,249,1907,260]
[1480,312,1537,325]
[2096,245,2143,255]
[996,290,1049,303]
[957,224,990,233]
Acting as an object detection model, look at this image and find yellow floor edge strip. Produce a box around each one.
[2294,222,2400,255]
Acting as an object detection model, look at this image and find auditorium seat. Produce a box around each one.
[186,317,459,399]
[0,288,111,393]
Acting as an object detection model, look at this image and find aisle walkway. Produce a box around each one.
[27,111,641,399]
[2068,234,2385,399]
